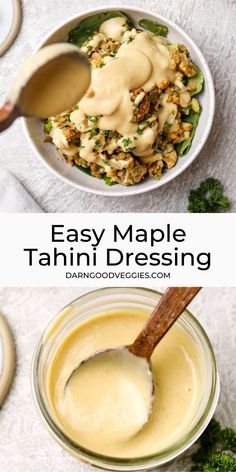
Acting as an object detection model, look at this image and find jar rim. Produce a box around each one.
[32,287,220,471]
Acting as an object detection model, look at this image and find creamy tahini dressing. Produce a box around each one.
[10,43,91,118]
[100,17,127,42]
[62,349,153,442]
[47,310,204,458]
[67,17,178,162]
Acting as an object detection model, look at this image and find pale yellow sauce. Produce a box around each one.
[62,349,153,442]
[48,309,205,458]
[69,17,178,161]
[10,43,91,118]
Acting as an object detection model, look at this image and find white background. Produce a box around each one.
[0,286,235,472]
[0,214,235,286]
[0,0,236,212]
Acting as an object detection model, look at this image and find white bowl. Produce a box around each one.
[23,5,215,197]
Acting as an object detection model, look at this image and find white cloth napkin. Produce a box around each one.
[0,169,43,212]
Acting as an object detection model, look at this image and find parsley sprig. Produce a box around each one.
[191,419,236,471]
[188,178,230,213]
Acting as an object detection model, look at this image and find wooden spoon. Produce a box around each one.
[66,287,201,427]
[129,287,201,359]
[0,43,91,132]
[0,101,20,133]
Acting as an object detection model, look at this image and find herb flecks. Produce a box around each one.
[122,137,132,147]
[94,140,102,147]
[90,128,99,137]
[127,36,134,43]
[137,128,143,135]
[89,116,98,123]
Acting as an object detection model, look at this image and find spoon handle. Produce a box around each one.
[129,287,201,359]
[0,102,20,132]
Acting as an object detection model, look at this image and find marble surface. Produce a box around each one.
[0,287,235,472]
[0,0,236,212]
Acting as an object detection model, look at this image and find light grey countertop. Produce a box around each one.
[0,287,235,472]
[0,0,236,213]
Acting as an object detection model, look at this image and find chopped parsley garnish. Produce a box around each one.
[94,140,101,147]
[127,36,134,43]
[90,128,99,136]
[137,128,143,135]
[122,138,132,147]
[139,119,149,127]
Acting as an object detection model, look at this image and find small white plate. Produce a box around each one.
[0,314,15,405]
[0,0,21,56]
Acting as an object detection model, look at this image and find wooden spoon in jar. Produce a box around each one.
[65,287,201,433]
[0,43,91,132]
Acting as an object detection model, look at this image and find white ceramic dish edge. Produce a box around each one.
[0,0,21,56]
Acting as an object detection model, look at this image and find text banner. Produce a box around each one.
[0,213,235,287]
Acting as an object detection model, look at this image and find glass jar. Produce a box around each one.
[32,288,220,471]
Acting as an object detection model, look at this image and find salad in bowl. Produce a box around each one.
[24,7,214,195]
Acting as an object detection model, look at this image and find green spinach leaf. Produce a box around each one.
[69,11,133,47]
[102,175,116,186]
[176,107,201,156]
[139,19,168,37]
[74,164,91,175]
[75,164,116,186]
